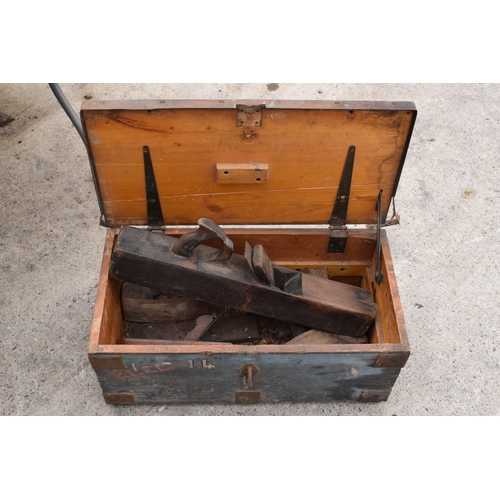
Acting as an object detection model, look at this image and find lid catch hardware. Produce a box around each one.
[236,105,264,128]
[375,190,384,284]
[143,145,165,231]
[328,145,355,253]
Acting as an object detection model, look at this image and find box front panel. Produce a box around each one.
[93,352,400,404]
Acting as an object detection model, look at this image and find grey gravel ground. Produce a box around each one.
[1,83,499,416]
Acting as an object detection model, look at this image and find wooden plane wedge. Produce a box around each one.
[109,223,376,337]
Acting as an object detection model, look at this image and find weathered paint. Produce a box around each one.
[93,352,400,404]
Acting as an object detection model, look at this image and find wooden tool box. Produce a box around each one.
[83,99,417,405]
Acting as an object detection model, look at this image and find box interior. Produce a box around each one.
[90,226,408,355]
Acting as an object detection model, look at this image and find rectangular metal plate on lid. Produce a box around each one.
[80,99,417,228]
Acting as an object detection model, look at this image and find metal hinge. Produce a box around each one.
[327,145,355,253]
[328,225,349,253]
[143,145,165,228]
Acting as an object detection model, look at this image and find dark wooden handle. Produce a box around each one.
[172,218,234,262]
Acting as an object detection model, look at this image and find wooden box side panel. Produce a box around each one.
[89,229,123,352]
[372,230,409,347]
[92,352,401,404]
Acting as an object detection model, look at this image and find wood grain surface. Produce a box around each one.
[81,101,416,226]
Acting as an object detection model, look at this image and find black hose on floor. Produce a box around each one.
[48,83,85,143]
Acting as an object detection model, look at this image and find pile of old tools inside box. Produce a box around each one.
[109,218,376,346]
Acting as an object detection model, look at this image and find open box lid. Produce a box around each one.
[81,99,416,227]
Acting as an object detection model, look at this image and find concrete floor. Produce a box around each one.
[1,83,499,416]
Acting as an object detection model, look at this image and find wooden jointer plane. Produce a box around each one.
[109,218,376,337]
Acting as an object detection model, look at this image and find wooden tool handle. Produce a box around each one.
[172,218,234,262]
